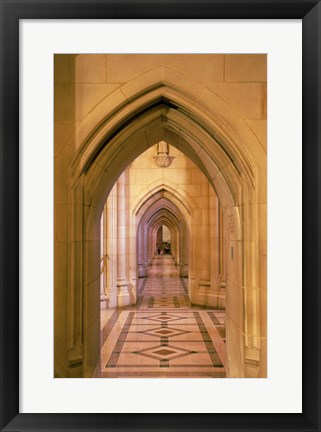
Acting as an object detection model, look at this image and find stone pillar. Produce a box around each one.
[219,204,226,289]
[179,226,188,278]
[137,221,147,277]
[116,172,131,307]
[209,191,225,308]
[224,205,245,377]
[198,205,211,296]
[147,224,152,266]
[106,184,118,308]
[100,204,108,309]
[198,187,211,298]
[172,227,179,265]
[190,184,212,305]
[128,216,137,299]
[156,226,162,253]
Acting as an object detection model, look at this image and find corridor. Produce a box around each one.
[54,54,267,378]
[100,255,226,378]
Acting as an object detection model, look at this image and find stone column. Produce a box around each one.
[107,184,118,308]
[137,222,146,277]
[209,191,225,308]
[218,204,226,289]
[100,204,108,309]
[156,225,163,253]
[198,185,211,285]
[179,227,189,277]
[116,172,131,307]
[190,183,211,305]
[143,222,149,272]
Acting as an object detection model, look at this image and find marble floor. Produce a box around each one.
[100,255,226,378]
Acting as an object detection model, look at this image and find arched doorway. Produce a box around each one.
[161,225,171,254]
[55,60,266,378]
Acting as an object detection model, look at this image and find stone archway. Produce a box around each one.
[56,64,266,378]
[135,189,191,280]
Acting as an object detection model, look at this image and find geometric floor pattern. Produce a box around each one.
[101,255,226,378]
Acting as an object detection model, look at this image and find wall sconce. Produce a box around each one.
[153,141,175,168]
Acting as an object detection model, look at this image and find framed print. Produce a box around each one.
[0,0,320,431]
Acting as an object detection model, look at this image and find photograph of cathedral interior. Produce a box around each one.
[54,54,267,378]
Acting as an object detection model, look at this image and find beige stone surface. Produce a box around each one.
[73,84,120,121]
[54,144,77,203]
[225,54,267,82]
[121,67,164,99]
[107,54,160,83]
[246,120,267,152]
[194,87,234,127]
[163,54,224,83]
[54,54,77,83]
[75,55,107,83]
[207,83,264,119]
[54,121,75,157]
[225,317,245,377]
[226,281,244,332]
[54,84,73,121]
[55,54,107,86]
[106,54,225,84]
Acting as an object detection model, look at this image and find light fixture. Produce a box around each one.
[153,141,175,168]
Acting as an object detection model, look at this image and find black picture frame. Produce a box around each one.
[0,1,320,431]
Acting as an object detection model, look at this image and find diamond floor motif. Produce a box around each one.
[138,326,190,338]
[141,313,186,323]
[101,255,226,377]
[133,344,196,361]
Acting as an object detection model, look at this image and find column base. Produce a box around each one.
[179,262,188,278]
[190,278,225,308]
[194,290,226,308]
[117,280,131,307]
[138,261,148,278]
[100,294,109,310]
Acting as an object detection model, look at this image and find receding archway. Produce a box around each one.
[136,190,190,280]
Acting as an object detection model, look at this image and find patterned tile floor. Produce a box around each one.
[101,255,226,378]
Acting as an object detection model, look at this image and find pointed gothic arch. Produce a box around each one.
[57,65,266,378]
